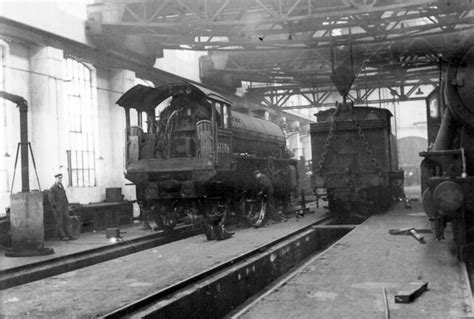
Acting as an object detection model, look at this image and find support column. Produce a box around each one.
[288,120,303,158]
[29,46,65,189]
[104,70,135,198]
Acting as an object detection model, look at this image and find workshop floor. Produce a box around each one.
[237,197,472,319]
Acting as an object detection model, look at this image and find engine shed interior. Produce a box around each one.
[2,1,474,317]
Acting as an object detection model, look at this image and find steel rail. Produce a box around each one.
[0,224,200,291]
[103,214,335,318]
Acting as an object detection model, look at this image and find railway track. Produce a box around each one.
[0,201,314,291]
[0,224,201,291]
[102,215,355,319]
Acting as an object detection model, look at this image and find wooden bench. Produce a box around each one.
[70,202,133,232]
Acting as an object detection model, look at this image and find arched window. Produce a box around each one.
[64,58,97,187]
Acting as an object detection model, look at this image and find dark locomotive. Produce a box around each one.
[310,101,405,221]
[420,44,474,257]
[116,82,298,234]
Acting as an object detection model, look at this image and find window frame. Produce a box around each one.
[64,57,98,188]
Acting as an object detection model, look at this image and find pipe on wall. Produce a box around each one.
[0,91,29,192]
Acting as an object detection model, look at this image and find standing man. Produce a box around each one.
[253,170,282,222]
[48,173,70,241]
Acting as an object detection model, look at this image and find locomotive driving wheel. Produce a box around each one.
[241,195,268,228]
[153,202,177,231]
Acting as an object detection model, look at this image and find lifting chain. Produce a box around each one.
[318,113,382,174]
[354,119,381,171]
[317,118,337,173]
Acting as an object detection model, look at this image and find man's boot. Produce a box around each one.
[215,223,234,240]
[202,219,216,240]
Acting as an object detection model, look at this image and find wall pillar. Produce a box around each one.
[28,46,65,191]
[287,121,302,158]
[104,69,136,200]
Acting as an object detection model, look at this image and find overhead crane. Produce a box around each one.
[86,0,474,110]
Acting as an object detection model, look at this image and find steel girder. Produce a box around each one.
[86,0,474,109]
[86,0,473,50]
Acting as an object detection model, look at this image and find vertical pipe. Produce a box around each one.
[211,101,217,163]
[67,150,72,187]
[147,111,154,134]
[19,101,29,192]
[0,92,29,192]
[125,107,130,164]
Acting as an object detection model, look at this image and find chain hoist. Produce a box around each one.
[317,108,382,174]
[354,118,382,172]
[317,117,338,174]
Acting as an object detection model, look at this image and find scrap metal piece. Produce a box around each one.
[382,287,390,319]
[409,229,425,244]
[395,282,428,303]
[389,227,432,244]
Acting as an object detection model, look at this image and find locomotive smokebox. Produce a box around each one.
[433,181,464,213]
[445,46,474,132]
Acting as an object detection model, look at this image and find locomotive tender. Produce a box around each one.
[421,44,474,256]
[310,101,405,220]
[117,82,298,232]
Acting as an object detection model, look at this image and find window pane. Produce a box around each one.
[65,58,97,187]
[135,78,154,131]
[130,109,138,126]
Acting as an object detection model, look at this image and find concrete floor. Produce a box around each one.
[4,186,461,319]
[235,198,472,319]
[0,203,325,318]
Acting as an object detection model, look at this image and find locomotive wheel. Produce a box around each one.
[155,212,177,231]
[154,204,177,231]
[242,196,268,228]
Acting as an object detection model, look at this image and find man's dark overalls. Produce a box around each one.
[255,171,281,222]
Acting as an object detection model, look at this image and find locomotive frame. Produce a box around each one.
[116,82,298,231]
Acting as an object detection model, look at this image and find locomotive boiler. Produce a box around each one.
[310,101,405,221]
[116,82,298,233]
[420,44,474,256]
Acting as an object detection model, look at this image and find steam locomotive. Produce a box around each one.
[310,101,405,221]
[116,83,298,235]
[420,44,474,257]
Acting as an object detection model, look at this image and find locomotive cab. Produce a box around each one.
[116,83,236,229]
[117,84,232,172]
